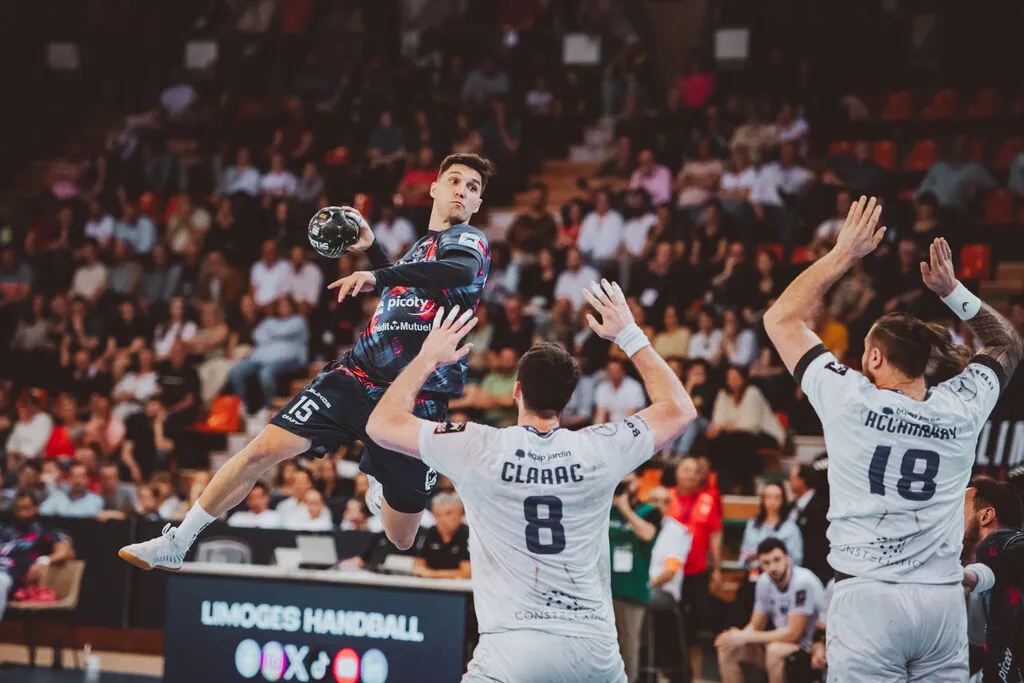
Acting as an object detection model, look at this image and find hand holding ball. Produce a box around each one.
[307,206,367,258]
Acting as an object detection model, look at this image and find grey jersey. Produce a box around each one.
[418,416,655,642]
[796,345,1001,583]
[753,567,825,649]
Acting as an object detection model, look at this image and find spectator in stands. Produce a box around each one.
[630,149,673,207]
[340,497,373,532]
[477,98,522,190]
[578,190,625,273]
[667,360,713,457]
[371,202,417,261]
[139,244,182,309]
[169,469,210,521]
[285,489,334,531]
[519,248,559,310]
[367,109,407,190]
[715,538,825,683]
[707,365,785,493]
[594,359,646,423]
[83,200,115,249]
[461,56,510,108]
[916,134,996,212]
[750,142,813,254]
[810,302,849,359]
[216,147,261,198]
[645,486,692,683]
[737,482,804,615]
[112,347,158,419]
[260,153,297,199]
[250,240,290,312]
[98,462,137,519]
[772,102,809,153]
[113,202,157,256]
[136,483,161,521]
[165,194,211,256]
[478,347,519,427]
[688,307,723,361]
[714,309,759,368]
[462,303,494,375]
[788,463,831,584]
[489,297,535,356]
[595,137,636,191]
[675,136,723,209]
[720,147,757,212]
[414,492,471,579]
[280,246,322,316]
[70,241,108,304]
[108,241,143,298]
[561,353,598,429]
[275,465,314,526]
[711,242,760,311]
[878,238,926,314]
[6,389,53,464]
[84,394,125,458]
[690,202,728,268]
[197,251,246,309]
[731,103,775,163]
[653,306,691,360]
[39,462,103,517]
[151,472,180,519]
[397,143,437,226]
[508,183,558,262]
[554,247,601,312]
[153,298,197,361]
[832,140,887,198]
[190,302,232,405]
[156,341,200,440]
[0,491,74,622]
[610,471,660,683]
[1,461,44,511]
[671,455,723,641]
[813,189,852,245]
[294,162,325,208]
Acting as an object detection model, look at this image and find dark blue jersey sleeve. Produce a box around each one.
[436,224,487,271]
[373,252,478,289]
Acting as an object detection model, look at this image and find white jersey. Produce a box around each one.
[753,567,825,649]
[797,345,1002,583]
[418,415,655,643]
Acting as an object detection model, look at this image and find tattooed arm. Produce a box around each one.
[921,238,1023,386]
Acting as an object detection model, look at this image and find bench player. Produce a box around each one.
[119,153,494,568]
[762,196,1022,682]
[365,280,697,682]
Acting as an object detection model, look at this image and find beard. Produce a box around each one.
[862,365,876,384]
[962,518,980,564]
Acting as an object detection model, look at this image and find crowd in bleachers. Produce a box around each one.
[1,1,1024,679]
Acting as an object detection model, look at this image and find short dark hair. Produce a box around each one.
[869,312,972,383]
[757,537,789,557]
[438,153,494,193]
[19,460,42,475]
[250,481,269,495]
[516,343,580,418]
[971,476,1024,530]
[293,466,313,484]
[14,490,38,507]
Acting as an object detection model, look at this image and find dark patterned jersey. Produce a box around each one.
[0,521,69,586]
[975,527,1024,683]
[345,224,490,396]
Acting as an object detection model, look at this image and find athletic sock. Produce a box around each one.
[175,503,216,549]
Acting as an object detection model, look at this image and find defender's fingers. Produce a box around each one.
[433,307,446,329]
[444,305,461,328]
[454,316,479,338]
[589,281,612,306]
[585,313,601,333]
[582,288,605,310]
[611,281,626,304]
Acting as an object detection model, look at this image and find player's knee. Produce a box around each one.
[388,530,417,551]
[244,426,308,471]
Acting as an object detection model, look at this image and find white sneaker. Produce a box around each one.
[365,474,384,516]
[118,524,187,571]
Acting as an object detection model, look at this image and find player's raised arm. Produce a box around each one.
[366,306,479,457]
[763,196,886,374]
[583,280,697,450]
[921,237,1023,387]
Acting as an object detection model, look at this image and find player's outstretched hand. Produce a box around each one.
[920,237,957,298]
[419,305,479,371]
[339,206,375,253]
[582,279,633,341]
[834,195,886,260]
[328,271,377,302]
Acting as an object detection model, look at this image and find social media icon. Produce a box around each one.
[235,639,262,679]
[262,641,287,682]
[360,649,388,683]
[333,648,360,683]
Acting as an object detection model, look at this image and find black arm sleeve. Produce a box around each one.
[373,251,479,289]
[365,240,392,268]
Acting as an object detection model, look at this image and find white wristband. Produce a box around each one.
[965,563,995,593]
[941,281,982,321]
[614,323,651,358]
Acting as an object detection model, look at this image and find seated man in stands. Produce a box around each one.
[715,538,825,683]
[285,489,334,531]
[413,492,470,580]
[227,482,283,529]
[39,463,103,518]
[97,462,138,520]
[0,492,75,621]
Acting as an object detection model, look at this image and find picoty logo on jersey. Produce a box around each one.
[386,296,431,311]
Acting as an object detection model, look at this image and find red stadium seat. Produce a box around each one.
[760,243,784,261]
[924,89,958,119]
[881,91,913,121]
[828,141,853,156]
[790,245,809,264]
[904,140,939,172]
[958,245,991,280]
[873,140,897,171]
[994,139,1024,170]
[984,189,1014,225]
[325,146,350,166]
[192,396,242,433]
[969,88,1004,118]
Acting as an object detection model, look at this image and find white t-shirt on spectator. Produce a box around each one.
[260,171,297,196]
[158,497,181,520]
[285,507,335,531]
[250,259,291,306]
[71,263,108,301]
[754,567,825,649]
[649,517,692,601]
[372,218,417,260]
[721,167,758,194]
[554,265,601,311]
[160,83,198,117]
[814,217,844,242]
[750,163,814,207]
[114,371,160,403]
[622,213,658,258]
[84,215,115,243]
[154,321,198,358]
[6,412,54,459]
[688,329,723,361]
[726,329,760,367]
[280,262,323,307]
[594,376,647,422]
[774,118,809,144]
[577,210,625,262]
[228,509,283,529]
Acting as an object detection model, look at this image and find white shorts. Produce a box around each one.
[827,578,968,683]
[462,630,627,683]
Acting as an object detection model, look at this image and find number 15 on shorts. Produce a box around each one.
[288,397,320,423]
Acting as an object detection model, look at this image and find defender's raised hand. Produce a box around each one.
[582,279,634,341]
[834,195,886,260]
[419,305,478,370]
[920,237,957,298]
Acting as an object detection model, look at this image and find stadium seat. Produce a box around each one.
[958,245,991,280]
[881,90,913,121]
[873,140,897,171]
[904,140,939,172]
[994,139,1024,170]
[968,88,1004,118]
[790,245,809,264]
[924,89,958,119]
[828,141,852,156]
[984,188,1015,224]
[192,395,242,433]
[325,146,350,166]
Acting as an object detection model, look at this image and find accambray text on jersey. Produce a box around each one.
[862,406,960,441]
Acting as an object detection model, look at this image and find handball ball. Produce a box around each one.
[308,206,362,258]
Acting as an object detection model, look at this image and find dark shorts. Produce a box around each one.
[270,359,448,513]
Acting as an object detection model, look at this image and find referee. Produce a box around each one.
[962,476,1024,683]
